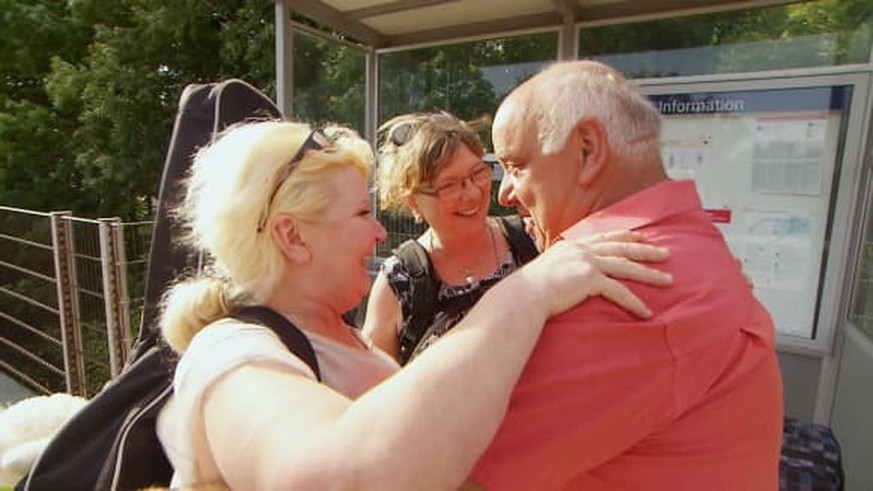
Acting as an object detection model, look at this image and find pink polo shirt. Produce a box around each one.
[471,180,784,490]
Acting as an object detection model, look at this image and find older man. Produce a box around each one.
[469,60,784,490]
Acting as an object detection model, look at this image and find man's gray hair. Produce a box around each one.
[534,61,662,161]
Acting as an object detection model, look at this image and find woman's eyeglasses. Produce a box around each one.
[417,163,493,201]
[256,129,334,233]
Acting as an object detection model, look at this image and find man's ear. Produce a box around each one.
[271,213,311,264]
[572,118,608,186]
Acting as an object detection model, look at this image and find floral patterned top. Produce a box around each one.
[382,248,521,359]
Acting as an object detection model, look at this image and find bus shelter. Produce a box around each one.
[273,1,873,487]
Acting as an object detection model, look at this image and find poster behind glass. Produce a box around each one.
[648,86,851,340]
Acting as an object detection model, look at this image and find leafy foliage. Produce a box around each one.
[0,0,870,221]
[581,0,872,77]
[1,0,276,220]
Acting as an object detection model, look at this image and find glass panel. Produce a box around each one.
[649,85,851,340]
[850,146,873,342]
[379,32,558,151]
[378,32,557,127]
[580,0,873,78]
[376,32,558,253]
[292,30,366,135]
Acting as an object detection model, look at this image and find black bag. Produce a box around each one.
[16,79,290,491]
[395,214,538,364]
[779,417,844,491]
[16,306,319,491]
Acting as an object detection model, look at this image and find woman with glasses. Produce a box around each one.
[156,119,672,490]
[364,112,538,364]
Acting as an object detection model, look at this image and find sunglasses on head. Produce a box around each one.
[256,129,334,233]
[388,112,457,147]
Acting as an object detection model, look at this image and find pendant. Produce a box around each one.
[464,270,478,288]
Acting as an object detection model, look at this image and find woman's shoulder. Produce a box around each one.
[188,318,282,353]
[174,319,317,391]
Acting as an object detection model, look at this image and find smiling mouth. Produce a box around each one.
[457,208,480,217]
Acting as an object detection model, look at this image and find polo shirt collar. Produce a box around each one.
[561,179,701,240]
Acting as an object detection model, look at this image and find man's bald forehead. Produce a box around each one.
[492,95,537,160]
[495,94,524,124]
[548,60,623,78]
[515,60,626,95]
[492,98,518,143]
[497,60,616,128]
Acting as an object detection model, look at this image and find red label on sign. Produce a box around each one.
[705,209,732,223]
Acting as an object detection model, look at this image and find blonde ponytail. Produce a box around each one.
[160,277,234,353]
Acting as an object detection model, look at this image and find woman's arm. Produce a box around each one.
[204,232,672,490]
[361,272,402,360]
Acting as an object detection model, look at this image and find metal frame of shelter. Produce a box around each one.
[271,0,801,143]
[271,3,873,487]
[272,0,873,430]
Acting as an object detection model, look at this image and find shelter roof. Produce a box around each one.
[284,0,796,48]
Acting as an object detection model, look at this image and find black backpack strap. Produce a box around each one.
[498,215,538,265]
[230,305,321,381]
[393,239,439,365]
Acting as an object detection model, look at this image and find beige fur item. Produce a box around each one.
[0,393,88,486]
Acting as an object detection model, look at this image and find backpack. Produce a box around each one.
[16,306,319,491]
[16,79,292,491]
[395,215,538,364]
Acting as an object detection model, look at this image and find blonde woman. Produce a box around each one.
[155,119,672,490]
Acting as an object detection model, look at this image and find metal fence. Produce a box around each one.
[1,205,423,398]
[0,206,152,397]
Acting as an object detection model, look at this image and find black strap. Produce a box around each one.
[230,305,321,381]
[393,215,538,364]
[394,240,438,364]
[497,215,538,265]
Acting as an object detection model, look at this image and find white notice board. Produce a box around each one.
[647,86,852,340]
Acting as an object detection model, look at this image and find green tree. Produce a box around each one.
[1,0,282,395]
[290,30,367,133]
[378,45,498,123]
[0,0,92,211]
[580,0,872,77]
[46,0,277,219]
[2,0,870,219]
[1,0,277,220]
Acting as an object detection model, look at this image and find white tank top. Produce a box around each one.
[156,318,399,489]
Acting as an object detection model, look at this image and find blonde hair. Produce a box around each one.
[528,60,661,162]
[160,120,374,353]
[375,112,484,212]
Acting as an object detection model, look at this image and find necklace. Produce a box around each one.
[429,219,499,288]
[463,220,499,287]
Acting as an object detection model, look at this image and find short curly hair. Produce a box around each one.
[375,111,485,212]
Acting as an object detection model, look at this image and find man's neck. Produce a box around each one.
[587,161,668,217]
